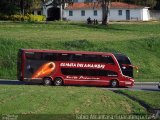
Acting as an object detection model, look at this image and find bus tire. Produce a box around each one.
[110,80,119,88]
[43,77,52,86]
[54,78,63,86]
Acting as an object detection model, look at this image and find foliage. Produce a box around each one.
[27,14,46,22]
[0,0,19,15]
[0,14,46,22]
[0,0,42,15]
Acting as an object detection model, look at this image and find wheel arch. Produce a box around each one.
[43,76,53,81]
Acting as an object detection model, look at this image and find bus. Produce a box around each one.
[17,49,136,87]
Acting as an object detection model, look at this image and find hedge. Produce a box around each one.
[0,14,46,22]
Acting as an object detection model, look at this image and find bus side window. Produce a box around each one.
[60,54,73,61]
[101,56,115,65]
[25,52,42,60]
[42,53,58,61]
[72,54,83,61]
[84,54,101,62]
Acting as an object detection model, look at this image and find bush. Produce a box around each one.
[0,14,46,22]
[0,13,9,20]
[27,14,46,22]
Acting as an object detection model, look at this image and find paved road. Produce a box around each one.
[0,79,159,91]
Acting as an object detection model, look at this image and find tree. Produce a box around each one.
[0,0,19,15]
[20,0,42,15]
[86,0,111,25]
[129,0,157,9]
[100,0,111,25]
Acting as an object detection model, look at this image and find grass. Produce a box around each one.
[0,85,147,119]
[0,21,160,81]
[119,90,160,109]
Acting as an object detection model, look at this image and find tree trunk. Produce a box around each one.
[102,0,110,25]
[20,0,24,15]
[102,1,107,25]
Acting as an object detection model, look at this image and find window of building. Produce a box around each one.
[118,10,122,16]
[69,11,73,16]
[94,10,97,16]
[81,10,85,16]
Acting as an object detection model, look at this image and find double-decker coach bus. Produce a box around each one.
[17,49,135,87]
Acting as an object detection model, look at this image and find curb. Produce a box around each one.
[135,82,159,85]
[0,79,18,81]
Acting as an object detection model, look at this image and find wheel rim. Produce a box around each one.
[45,80,50,85]
[111,80,117,87]
[55,78,62,86]
[44,78,51,85]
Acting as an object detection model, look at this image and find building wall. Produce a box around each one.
[64,9,102,21]
[64,8,150,21]
[105,9,144,21]
[142,8,150,21]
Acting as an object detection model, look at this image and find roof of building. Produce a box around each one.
[65,2,146,10]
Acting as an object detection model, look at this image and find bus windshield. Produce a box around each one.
[114,54,133,78]
[114,54,131,65]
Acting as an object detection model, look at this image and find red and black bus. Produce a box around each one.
[17,49,135,87]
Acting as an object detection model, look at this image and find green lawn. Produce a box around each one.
[119,90,160,109]
[0,85,147,119]
[0,21,160,81]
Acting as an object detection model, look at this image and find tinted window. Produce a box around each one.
[42,53,58,61]
[101,56,115,64]
[60,54,72,61]
[72,54,83,61]
[26,52,58,61]
[114,54,131,64]
[114,54,133,78]
[84,54,101,62]
[25,52,42,60]
[61,68,117,76]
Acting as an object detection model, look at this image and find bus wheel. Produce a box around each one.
[43,77,52,86]
[54,78,63,86]
[110,80,119,88]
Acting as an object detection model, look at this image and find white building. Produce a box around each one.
[43,1,150,21]
[64,2,150,21]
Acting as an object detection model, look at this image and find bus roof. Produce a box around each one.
[20,49,115,56]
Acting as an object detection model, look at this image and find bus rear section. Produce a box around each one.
[17,49,23,81]
[17,49,135,87]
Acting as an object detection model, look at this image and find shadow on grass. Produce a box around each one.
[72,23,136,32]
